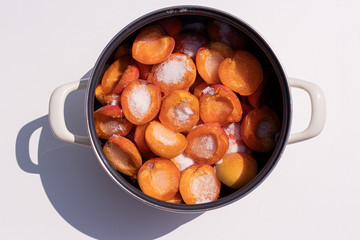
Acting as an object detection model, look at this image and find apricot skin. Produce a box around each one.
[215,152,258,189]
[137,158,180,201]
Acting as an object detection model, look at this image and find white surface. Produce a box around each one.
[2,0,359,239]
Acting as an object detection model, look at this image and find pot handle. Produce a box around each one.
[287,77,326,144]
[49,79,91,147]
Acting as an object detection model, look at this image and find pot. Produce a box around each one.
[49,6,326,213]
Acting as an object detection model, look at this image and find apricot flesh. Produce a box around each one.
[147,53,196,94]
[103,135,142,177]
[159,90,199,133]
[179,164,221,204]
[215,152,257,189]
[174,32,209,61]
[101,57,132,94]
[132,25,175,65]
[145,121,187,159]
[95,85,121,105]
[240,108,281,152]
[185,123,229,165]
[137,158,180,201]
[219,50,263,96]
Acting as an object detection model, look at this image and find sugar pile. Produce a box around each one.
[172,152,195,172]
[192,134,216,158]
[190,173,218,204]
[172,101,193,124]
[155,54,191,85]
[127,83,151,119]
[223,122,246,154]
[202,86,215,96]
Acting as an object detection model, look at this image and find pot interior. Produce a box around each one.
[87,6,291,212]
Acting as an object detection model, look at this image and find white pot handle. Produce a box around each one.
[49,79,91,147]
[287,77,326,144]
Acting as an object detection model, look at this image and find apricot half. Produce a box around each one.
[240,108,281,152]
[95,85,121,106]
[199,84,242,126]
[121,80,161,125]
[132,25,175,65]
[137,158,180,201]
[179,164,221,204]
[145,121,187,159]
[159,90,199,132]
[196,42,233,85]
[94,105,133,139]
[218,50,263,96]
[133,122,151,155]
[158,17,183,37]
[215,152,258,189]
[185,123,229,165]
[174,32,209,61]
[148,53,196,94]
[103,135,142,177]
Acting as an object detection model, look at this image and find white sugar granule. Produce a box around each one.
[192,134,216,158]
[127,83,151,119]
[155,55,191,85]
[190,173,218,204]
[202,86,215,96]
[173,101,193,124]
[223,122,241,143]
[173,152,195,172]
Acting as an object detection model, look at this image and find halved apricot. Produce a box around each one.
[215,152,257,189]
[121,79,161,125]
[207,20,247,50]
[167,191,184,204]
[94,105,133,139]
[247,70,270,108]
[137,158,180,201]
[199,84,242,126]
[222,122,252,154]
[240,108,281,152]
[111,64,140,94]
[132,25,175,65]
[147,53,196,94]
[145,121,187,159]
[103,135,142,177]
[193,82,210,99]
[218,50,263,96]
[95,85,121,106]
[179,163,221,204]
[133,122,151,155]
[174,32,209,61]
[196,41,233,85]
[170,152,195,172]
[134,60,152,80]
[113,42,132,60]
[158,17,183,37]
[185,123,229,165]
[159,90,199,132]
[241,102,253,117]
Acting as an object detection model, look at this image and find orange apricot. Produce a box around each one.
[170,152,195,172]
[158,17,183,37]
[167,191,184,204]
[94,105,133,139]
[132,25,175,65]
[240,108,281,152]
[95,85,121,106]
[179,164,221,204]
[137,158,180,201]
[133,122,151,155]
[241,102,253,117]
[134,60,152,80]
[120,79,161,125]
[218,50,263,96]
[103,135,142,177]
[196,41,233,85]
[185,123,229,165]
[207,20,247,50]
[145,121,187,159]
[159,90,199,132]
[111,64,140,94]
[199,84,242,126]
[147,53,196,94]
[215,152,257,189]
[193,82,209,99]
[113,42,132,59]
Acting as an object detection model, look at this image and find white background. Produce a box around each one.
[2,0,359,239]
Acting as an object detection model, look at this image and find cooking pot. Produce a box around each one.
[48,6,326,213]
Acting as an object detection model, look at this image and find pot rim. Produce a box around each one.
[85,5,292,213]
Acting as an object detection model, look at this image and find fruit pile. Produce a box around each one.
[94,16,281,205]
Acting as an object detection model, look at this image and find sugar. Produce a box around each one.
[192,134,216,158]
[155,55,191,85]
[190,173,218,204]
[173,152,195,172]
[202,86,215,96]
[173,101,193,124]
[223,122,241,143]
[127,83,151,119]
